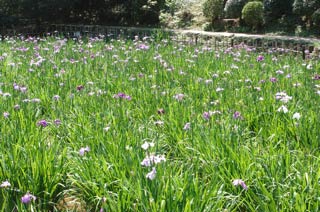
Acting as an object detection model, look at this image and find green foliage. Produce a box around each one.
[224,0,248,19]
[1,35,320,211]
[1,34,320,211]
[242,1,264,28]
[293,0,320,29]
[293,0,320,17]
[202,0,224,22]
[128,0,166,25]
[263,0,294,23]
[0,0,167,26]
[312,8,320,25]
[2,0,320,33]
[19,0,76,23]
[160,0,194,28]
[162,0,185,15]
[292,0,305,16]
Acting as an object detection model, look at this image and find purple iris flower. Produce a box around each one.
[257,55,264,62]
[37,120,48,127]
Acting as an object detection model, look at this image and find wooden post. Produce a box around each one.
[214,37,217,50]
[222,37,225,49]
[302,45,306,60]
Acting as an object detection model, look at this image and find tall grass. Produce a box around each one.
[0,34,319,211]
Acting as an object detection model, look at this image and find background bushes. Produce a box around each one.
[224,0,248,19]
[202,0,225,23]
[0,0,166,27]
[0,0,320,35]
[241,1,264,29]
[202,0,320,34]
[312,8,320,26]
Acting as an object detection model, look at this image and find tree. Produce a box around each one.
[263,0,294,23]
[203,0,225,23]
[224,0,248,19]
[0,0,167,27]
[18,0,78,24]
[293,0,320,27]
[242,1,264,29]
[312,8,320,25]
[127,0,166,26]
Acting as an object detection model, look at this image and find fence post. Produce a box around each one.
[195,34,198,45]
[302,45,306,60]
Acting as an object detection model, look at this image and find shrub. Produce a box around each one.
[159,0,192,29]
[224,0,248,19]
[202,0,224,23]
[176,9,194,28]
[241,1,264,29]
[292,0,305,16]
[312,8,320,26]
[293,0,320,18]
[263,0,293,24]
[277,15,301,32]
[162,0,184,15]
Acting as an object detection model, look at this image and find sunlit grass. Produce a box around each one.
[0,34,319,211]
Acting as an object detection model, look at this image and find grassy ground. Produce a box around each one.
[0,34,320,211]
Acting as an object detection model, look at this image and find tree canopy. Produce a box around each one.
[1,0,320,34]
[0,0,166,26]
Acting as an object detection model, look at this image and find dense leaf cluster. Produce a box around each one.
[0,0,166,27]
[241,1,264,28]
[204,0,320,32]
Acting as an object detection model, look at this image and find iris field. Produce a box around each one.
[0,34,320,211]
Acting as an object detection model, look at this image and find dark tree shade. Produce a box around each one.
[0,0,166,27]
[263,0,294,23]
[293,0,320,26]
[224,0,248,19]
